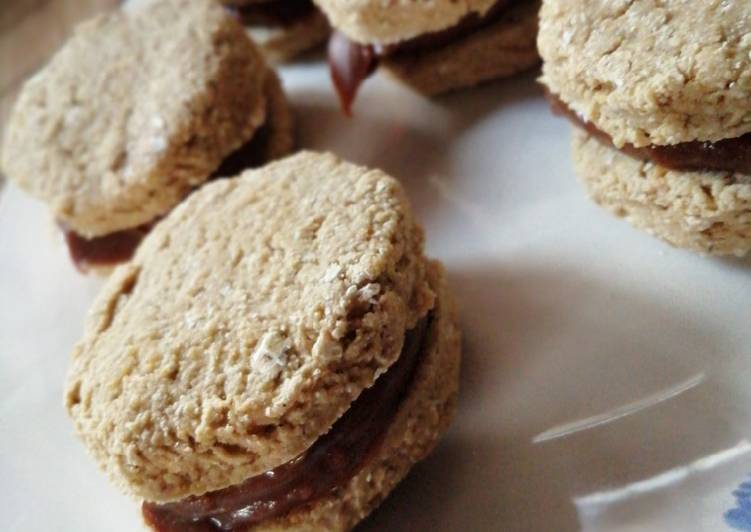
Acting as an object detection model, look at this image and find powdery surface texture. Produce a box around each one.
[539,0,751,147]
[1,0,267,237]
[65,152,435,502]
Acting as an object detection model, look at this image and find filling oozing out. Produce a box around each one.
[62,119,275,272]
[226,0,316,28]
[328,0,517,114]
[142,315,431,532]
[547,91,751,174]
[62,221,156,273]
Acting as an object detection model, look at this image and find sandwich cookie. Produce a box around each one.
[64,151,461,531]
[540,0,751,256]
[318,0,541,114]
[0,0,293,273]
[221,0,330,63]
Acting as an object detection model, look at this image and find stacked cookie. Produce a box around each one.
[65,152,461,531]
[318,0,541,113]
[220,0,331,63]
[539,0,751,256]
[1,0,293,272]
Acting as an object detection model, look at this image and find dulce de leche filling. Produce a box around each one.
[142,316,431,531]
[547,91,751,174]
[62,120,275,273]
[227,0,316,28]
[328,0,516,114]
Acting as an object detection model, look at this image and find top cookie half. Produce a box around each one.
[1,0,268,237]
[65,152,436,502]
[312,0,499,45]
[538,0,751,147]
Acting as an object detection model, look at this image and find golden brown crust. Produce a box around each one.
[65,152,436,502]
[1,0,268,237]
[539,0,751,147]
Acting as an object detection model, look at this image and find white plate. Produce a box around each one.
[2,63,751,532]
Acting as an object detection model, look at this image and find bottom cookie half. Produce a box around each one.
[383,0,540,96]
[573,130,751,257]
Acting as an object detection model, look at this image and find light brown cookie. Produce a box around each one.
[1,0,268,238]
[384,0,540,96]
[539,0,751,147]
[573,130,751,257]
[313,0,499,45]
[65,152,442,506]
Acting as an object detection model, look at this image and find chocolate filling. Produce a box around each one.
[328,32,377,116]
[62,222,155,273]
[142,316,430,531]
[547,91,751,174]
[62,120,275,272]
[328,0,517,114]
[227,0,315,28]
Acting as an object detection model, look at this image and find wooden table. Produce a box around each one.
[1,0,120,136]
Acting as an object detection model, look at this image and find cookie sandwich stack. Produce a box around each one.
[1,0,293,272]
[539,0,751,256]
[318,0,541,113]
[65,152,462,531]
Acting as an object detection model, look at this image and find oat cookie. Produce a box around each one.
[1,0,267,238]
[322,0,541,111]
[539,0,751,147]
[65,152,456,528]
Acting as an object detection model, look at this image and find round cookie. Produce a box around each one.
[313,0,498,45]
[573,130,751,257]
[384,0,540,96]
[65,151,439,503]
[539,0,751,148]
[256,260,460,531]
[1,0,268,238]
